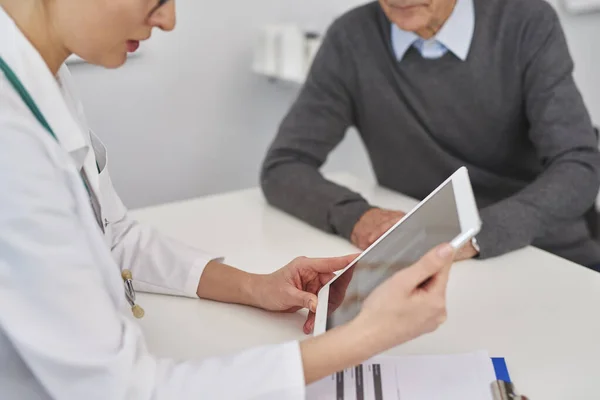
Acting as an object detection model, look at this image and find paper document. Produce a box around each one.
[306,351,496,400]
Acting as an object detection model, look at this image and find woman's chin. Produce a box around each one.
[97,52,128,69]
[70,51,127,69]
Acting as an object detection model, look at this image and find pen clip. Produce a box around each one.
[121,269,145,319]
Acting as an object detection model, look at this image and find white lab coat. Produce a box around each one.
[0,8,304,400]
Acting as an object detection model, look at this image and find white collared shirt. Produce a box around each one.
[0,7,304,400]
[391,0,475,61]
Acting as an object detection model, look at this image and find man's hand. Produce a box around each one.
[351,208,479,261]
[251,254,359,334]
[351,208,406,250]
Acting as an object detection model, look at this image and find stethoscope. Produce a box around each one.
[0,55,144,319]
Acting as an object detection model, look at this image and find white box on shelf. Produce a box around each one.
[252,25,281,77]
[278,25,305,82]
[252,24,322,84]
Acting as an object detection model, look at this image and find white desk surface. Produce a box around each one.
[131,173,600,400]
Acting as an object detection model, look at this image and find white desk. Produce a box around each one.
[131,173,600,400]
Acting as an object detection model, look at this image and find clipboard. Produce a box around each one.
[490,358,529,400]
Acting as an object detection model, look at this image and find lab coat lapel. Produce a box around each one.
[0,8,103,211]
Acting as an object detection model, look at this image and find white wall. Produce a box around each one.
[69,0,600,209]
[550,0,600,126]
[70,0,362,209]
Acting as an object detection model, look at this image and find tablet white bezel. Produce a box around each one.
[312,167,481,336]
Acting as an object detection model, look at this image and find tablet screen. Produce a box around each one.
[326,180,461,330]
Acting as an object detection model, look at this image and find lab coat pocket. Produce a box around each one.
[90,131,127,227]
[99,169,127,225]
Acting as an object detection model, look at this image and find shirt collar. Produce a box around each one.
[391,0,475,61]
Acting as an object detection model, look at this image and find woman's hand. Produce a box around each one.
[352,243,455,353]
[251,254,359,334]
[299,243,456,385]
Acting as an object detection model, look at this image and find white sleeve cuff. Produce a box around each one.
[183,254,224,298]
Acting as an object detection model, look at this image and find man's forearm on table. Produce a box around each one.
[476,161,600,258]
[261,161,371,238]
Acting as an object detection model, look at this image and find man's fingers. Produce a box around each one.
[367,218,403,248]
[401,243,455,288]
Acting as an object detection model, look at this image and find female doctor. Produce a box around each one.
[0,0,456,399]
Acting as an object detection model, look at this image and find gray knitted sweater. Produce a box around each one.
[261,0,600,266]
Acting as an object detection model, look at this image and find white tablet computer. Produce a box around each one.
[313,167,481,335]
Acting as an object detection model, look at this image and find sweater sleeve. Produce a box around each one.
[260,22,373,240]
[475,3,600,259]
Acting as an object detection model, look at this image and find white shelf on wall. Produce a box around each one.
[252,24,322,84]
[563,0,600,14]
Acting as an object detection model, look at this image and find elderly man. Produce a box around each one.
[260,0,600,271]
